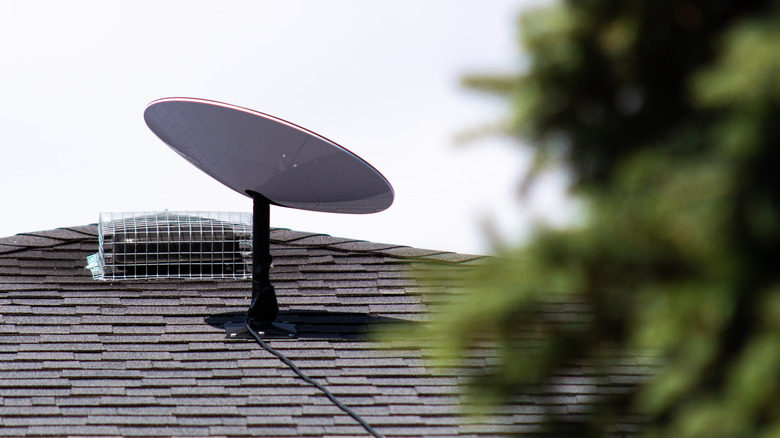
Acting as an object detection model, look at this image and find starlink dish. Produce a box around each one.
[143,97,394,214]
[141,97,394,338]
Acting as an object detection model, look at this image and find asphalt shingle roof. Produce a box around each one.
[0,225,655,437]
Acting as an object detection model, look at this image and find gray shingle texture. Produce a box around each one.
[0,225,655,437]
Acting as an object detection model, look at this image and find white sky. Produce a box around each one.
[0,0,572,255]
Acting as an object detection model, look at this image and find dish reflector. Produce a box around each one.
[144,98,394,214]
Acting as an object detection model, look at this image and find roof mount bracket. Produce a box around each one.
[224,320,297,339]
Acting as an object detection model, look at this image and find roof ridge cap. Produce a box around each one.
[270,228,487,263]
[1,224,487,263]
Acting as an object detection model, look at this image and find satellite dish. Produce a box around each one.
[144,98,395,338]
[144,97,394,214]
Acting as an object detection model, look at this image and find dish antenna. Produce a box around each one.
[144,98,394,337]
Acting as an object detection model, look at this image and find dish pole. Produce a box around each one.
[244,192,296,338]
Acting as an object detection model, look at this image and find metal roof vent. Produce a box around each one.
[87,211,252,281]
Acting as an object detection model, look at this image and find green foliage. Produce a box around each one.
[418,0,780,436]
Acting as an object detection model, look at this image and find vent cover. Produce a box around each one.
[87,211,252,281]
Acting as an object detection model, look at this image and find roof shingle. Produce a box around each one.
[0,225,654,437]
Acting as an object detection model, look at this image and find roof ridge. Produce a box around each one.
[0,224,487,263]
[270,227,487,264]
[0,225,98,255]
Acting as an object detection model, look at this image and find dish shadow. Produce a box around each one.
[204,309,409,340]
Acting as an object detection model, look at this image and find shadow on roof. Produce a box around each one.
[204,310,408,340]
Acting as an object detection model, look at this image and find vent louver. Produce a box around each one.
[87,211,252,280]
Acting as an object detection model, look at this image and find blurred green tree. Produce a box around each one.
[420,0,780,436]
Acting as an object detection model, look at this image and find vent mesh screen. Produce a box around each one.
[87,211,252,280]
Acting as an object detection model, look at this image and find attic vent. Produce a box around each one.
[87,211,252,280]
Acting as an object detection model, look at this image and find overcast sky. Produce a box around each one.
[0,0,572,255]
